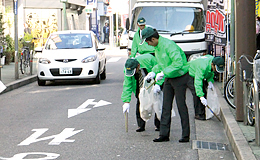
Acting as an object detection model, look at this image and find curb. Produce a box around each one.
[215,85,256,160]
[1,75,37,94]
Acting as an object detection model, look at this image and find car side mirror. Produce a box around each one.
[35,46,43,53]
[126,18,130,31]
[96,44,106,51]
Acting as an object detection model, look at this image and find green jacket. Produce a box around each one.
[121,54,163,103]
[152,36,189,78]
[129,27,155,58]
[188,55,215,97]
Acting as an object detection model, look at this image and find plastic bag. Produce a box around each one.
[152,87,176,121]
[206,87,220,120]
[139,79,154,121]
[153,90,163,121]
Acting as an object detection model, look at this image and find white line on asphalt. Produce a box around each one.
[29,85,98,94]
[107,57,121,62]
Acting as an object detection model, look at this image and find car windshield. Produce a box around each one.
[131,6,205,33]
[45,33,93,50]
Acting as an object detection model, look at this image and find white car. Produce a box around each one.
[119,29,128,49]
[37,30,106,86]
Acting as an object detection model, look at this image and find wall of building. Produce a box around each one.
[1,0,86,47]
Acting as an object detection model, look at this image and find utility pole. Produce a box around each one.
[235,0,255,122]
[14,0,18,79]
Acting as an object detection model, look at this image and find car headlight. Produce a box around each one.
[82,55,97,63]
[188,53,204,61]
[39,58,51,64]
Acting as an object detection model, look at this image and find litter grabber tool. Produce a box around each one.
[145,80,156,90]
[206,105,221,121]
[124,112,128,132]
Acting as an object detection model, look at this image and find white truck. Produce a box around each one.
[126,0,207,61]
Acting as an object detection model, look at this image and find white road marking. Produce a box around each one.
[18,128,83,146]
[0,152,60,160]
[68,99,111,118]
[29,85,98,94]
[107,57,121,62]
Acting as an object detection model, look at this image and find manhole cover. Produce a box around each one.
[192,140,229,151]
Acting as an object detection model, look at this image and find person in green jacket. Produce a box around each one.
[188,55,225,120]
[129,17,155,58]
[141,27,196,143]
[121,54,163,132]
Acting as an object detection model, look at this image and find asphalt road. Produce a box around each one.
[0,49,235,160]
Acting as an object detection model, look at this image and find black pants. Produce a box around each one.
[159,73,193,138]
[189,76,208,117]
[187,75,208,117]
[257,34,260,50]
[136,97,160,129]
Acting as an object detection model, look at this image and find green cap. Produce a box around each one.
[137,17,146,25]
[125,58,139,77]
[140,27,156,45]
[212,57,225,73]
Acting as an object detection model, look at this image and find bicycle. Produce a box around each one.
[224,51,260,126]
[20,38,36,74]
[224,74,236,109]
[224,55,237,109]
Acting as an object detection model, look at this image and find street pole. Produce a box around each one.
[61,0,68,30]
[235,0,255,122]
[110,15,113,48]
[116,12,118,46]
[14,0,18,79]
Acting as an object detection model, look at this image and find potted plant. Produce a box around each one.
[3,35,15,65]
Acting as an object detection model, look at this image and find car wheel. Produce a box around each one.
[37,77,46,86]
[100,66,106,80]
[94,69,101,84]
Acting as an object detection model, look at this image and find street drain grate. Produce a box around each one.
[192,140,229,151]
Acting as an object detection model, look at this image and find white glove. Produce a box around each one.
[200,97,207,106]
[208,82,214,91]
[155,71,164,81]
[144,72,155,81]
[153,84,161,93]
[122,103,130,113]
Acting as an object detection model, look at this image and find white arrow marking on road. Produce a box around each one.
[93,100,112,108]
[68,108,92,118]
[68,99,112,118]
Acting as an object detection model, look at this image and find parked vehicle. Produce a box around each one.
[127,0,207,61]
[37,30,106,86]
[120,29,128,49]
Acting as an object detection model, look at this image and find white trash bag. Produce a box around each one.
[206,87,220,120]
[139,80,154,122]
[153,90,163,121]
[152,87,176,121]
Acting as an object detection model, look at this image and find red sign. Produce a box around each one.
[107,6,112,13]
[205,0,227,46]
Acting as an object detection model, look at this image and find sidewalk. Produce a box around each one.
[0,47,259,160]
[0,58,37,94]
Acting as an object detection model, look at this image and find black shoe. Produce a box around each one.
[195,115,206,120]
[153,136,169,142]
[179,137,190,143]
[136,128,145,132]
[155,128,160,131]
